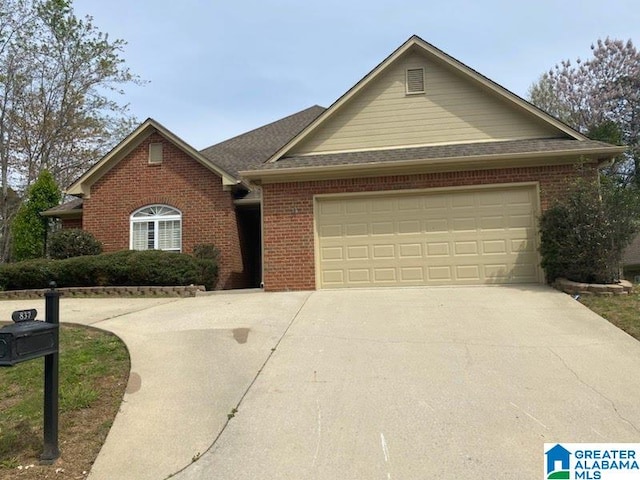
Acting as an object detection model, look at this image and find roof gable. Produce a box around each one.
[67,119,238,197]
[269,35,587,162]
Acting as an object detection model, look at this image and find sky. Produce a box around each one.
[72,0,640,150]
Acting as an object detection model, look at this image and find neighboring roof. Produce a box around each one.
[241,138,626,181]
[265,35,590,165]
[41,197,83,218]
[200,106,325,176]
[67,118,239,197]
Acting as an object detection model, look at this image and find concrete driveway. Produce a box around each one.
[1,286,639,479]
[173,286,640,480]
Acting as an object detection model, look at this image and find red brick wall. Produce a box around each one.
[83,132,246,289]
[61,218,82,229]
[262,163,597,291]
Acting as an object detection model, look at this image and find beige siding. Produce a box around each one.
[292,51,561,155]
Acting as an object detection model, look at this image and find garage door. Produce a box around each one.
[316,186,540,288]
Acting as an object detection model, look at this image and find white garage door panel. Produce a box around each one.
[317,186,540,288]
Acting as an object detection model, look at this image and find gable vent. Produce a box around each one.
[149,143,163,164]
[406,68,425,94]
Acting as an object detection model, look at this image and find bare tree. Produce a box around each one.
[0,0,37,260]
[0,0,141,261]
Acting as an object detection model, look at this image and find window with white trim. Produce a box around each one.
[130,205,182,252]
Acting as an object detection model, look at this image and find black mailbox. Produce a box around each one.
[0,320,59,366]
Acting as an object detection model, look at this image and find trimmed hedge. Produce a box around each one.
[49,229,103,259]
[0,250,218,291]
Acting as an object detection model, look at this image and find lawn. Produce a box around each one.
[0,324,129,480]
[579,287,640,341]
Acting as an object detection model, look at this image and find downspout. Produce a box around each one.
[260,191,265,289]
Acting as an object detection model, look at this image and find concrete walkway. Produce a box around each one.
[0,291,312,480]
[2,286,640,479]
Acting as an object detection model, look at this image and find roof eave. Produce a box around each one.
[264,39,418,164]
[234,196,261,206]
[41,210,82,219]
[66,121,156,196]
[67,119,239,197]
[241,146,626,184]
[151,121,239,187]
[405,37,589,141]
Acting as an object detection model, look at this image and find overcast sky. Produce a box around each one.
[73,0,640,150]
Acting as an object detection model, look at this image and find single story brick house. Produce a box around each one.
[44,36,624,291]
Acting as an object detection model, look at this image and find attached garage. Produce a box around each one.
[240,36,624,292]
[315,184,542,288]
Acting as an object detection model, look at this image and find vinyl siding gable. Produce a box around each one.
[291,51,563,155]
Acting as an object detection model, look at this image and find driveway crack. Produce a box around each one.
[548,347,640,434]
[166,291,314,479]
[66,298,183,326]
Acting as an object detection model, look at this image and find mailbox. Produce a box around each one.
[0,320,59,366]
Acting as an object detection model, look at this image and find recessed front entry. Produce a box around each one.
[315,185,541,288]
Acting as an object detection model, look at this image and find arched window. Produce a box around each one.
[130,205,182,252]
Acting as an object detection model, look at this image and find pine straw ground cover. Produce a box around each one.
[0,324,129,480]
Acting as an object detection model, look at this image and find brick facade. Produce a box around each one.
[82,133,247,289]
[261,162,597,291]
[61,218,82,229]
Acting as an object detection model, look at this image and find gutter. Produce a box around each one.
[241,145,627,182]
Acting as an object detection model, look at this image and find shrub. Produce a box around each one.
[11,170,61,261]
[0,258,58,291]
[539,176,640,284]
[0,249,218,290]
[192,244,220,291]
[120,250,200,286]
[192,243,220,262]
[49,229,103,259]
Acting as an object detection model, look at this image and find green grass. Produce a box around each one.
[580,287,640,341]
[0,323,129,469]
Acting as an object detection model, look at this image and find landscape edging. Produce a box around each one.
[554,277,633,296]
[0,285,206,300]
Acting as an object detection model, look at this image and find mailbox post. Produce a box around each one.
[41,283,60,463]
[0,283,60,463]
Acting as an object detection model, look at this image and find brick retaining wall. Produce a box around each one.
[0,285,206,300]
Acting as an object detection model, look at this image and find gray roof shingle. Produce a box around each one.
[252,138,623,171]
[42,197,83,216]
[199,105,325,176]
